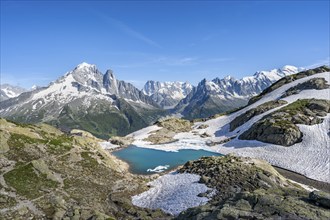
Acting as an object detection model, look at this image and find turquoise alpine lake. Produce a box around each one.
[112,145,222,175]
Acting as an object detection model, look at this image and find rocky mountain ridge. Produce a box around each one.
[174,65,302,119]
[142,81,193,108]
[0,63,305,138]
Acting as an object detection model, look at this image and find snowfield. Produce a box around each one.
[132,173,214,215]
[128,72,330,183]
[99,141,120,150]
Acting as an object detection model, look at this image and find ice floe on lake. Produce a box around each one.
[147,165,170,173]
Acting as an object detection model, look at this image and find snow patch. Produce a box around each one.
[132,173,214,215]
[99,142,119,150]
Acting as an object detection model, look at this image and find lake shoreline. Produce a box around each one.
[111,145,221,175]
[109,145,329,193]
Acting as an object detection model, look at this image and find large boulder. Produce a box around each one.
[239,99,330,146]
[239,119,303,146]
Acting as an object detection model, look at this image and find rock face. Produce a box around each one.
[239,99,330,146]
[230,100,288,131]
[176,155,330,220]
[142,81,193,108]
[241,119,303,146]
[282,77,329,98]
[0,119,169,220]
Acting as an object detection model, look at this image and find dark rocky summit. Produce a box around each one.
[176,155,330,220]
[239,99,330,146]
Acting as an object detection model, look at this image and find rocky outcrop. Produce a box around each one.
[240,118,303,146]
[109,136,133,147]
[144,129,178,145]
[144,118,192,144]
[206,136,236,146]
[249,65,330,105]
[282,77,329,98]
[230,100,287,131]
[176,155,330,220]
[239,99,330,146]
[155,118,193,132]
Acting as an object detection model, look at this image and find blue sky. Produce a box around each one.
[1,1,329,89]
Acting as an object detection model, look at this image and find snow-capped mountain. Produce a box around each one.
[142,81,193,108]
[174,65,302,119]
[212,65,302,97]
[0,63,165,138]
[0,62,307,137]
[0,84,27,101]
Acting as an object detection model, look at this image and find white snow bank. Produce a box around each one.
[99,141,119,150]
[127,125,161,141]
[132,173,214,215]
[218,115,330,183]
[147,165,170,173]
[288,180,318,192]
[133,138,210,152]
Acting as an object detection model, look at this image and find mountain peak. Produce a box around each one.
[76,62,96,69]
[280,65,300,74]
[281,65,298,70]
[142,80,194,108]
[223,75,236,81]
[105,69,116,80]
[103,69,119,94]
